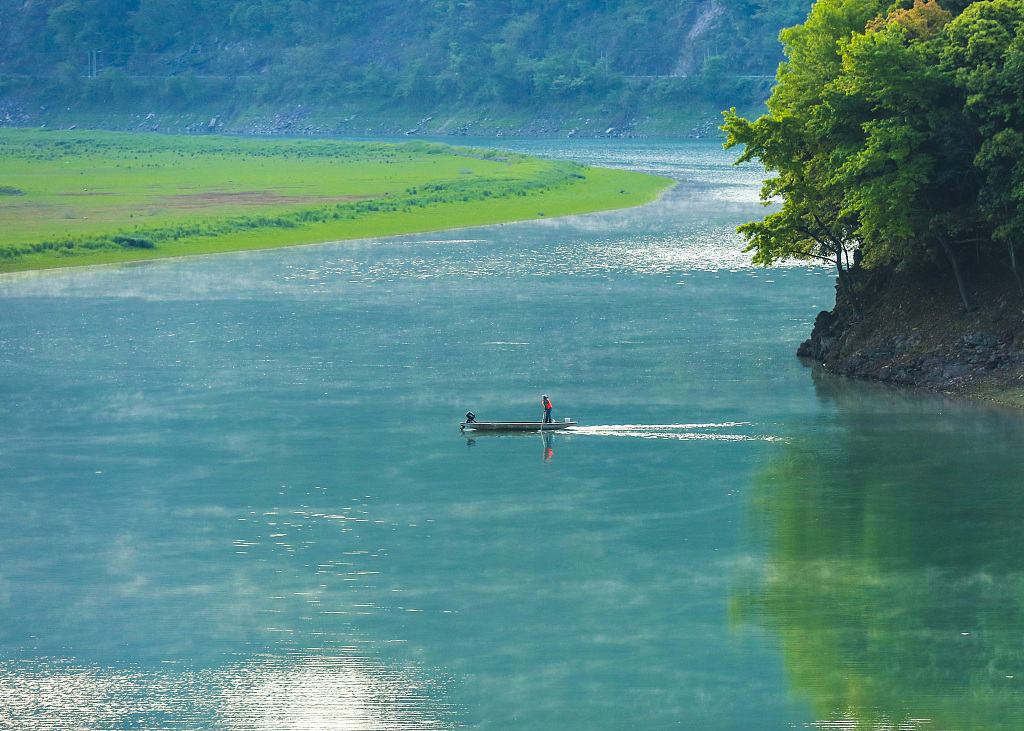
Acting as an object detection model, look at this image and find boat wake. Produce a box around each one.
[568,422,786,442]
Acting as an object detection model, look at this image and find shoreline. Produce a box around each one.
[797,266,1024,409]
[1,104,734,141]
[0,183,675,275]
[0,130,674,274]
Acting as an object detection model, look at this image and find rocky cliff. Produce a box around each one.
[797,265,1024,407]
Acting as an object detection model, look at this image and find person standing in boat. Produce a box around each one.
[542,394,553,423]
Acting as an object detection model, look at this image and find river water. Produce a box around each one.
[2,139,1023,730]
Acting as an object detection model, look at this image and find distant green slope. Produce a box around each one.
[0,0,811,131]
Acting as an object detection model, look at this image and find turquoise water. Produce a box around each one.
[2,140,1023,730]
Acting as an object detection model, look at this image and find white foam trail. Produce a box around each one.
[568,423,787,442]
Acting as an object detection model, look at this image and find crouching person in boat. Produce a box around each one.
[542,394,553,423]
[465,411,476,423]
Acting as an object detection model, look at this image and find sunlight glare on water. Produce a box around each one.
[0,657,455,730]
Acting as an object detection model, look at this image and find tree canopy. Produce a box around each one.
[1,0,811,114]
[724,0,1024,309]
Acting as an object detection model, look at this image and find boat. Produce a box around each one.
[460,420,578,431]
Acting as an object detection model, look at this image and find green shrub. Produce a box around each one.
[112,236,156,249]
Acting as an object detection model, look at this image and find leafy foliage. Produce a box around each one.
[0,0,812,112]
[725,0,1024,309]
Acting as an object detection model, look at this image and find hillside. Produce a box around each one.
[0,0,811,135]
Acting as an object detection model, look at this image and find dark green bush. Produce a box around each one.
[112,236,156,249]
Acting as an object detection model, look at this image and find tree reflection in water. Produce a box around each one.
[735,366,1024,730]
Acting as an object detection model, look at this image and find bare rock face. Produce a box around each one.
[796,267,1024,403]
[797,310,839,361]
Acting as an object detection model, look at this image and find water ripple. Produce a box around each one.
[569,423,787,442]
[0,656,459,730]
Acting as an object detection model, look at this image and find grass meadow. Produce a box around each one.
[0,129,673,272]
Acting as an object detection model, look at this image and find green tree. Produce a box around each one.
[722,0,886,314]
[723,0,1019,312]
[943,0,1024,292]
[48,0,139,57]
[833,0,986,310]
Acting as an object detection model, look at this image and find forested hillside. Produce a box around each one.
[0,0,811,133]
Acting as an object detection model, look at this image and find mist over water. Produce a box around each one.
[2,139,1022,730]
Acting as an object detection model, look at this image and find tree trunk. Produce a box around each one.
[938,233,972,311]
[835,250,862,317]
[1009,239,1023,296]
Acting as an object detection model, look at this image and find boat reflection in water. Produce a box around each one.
[734,366,1024,730]
[463,429,560,464]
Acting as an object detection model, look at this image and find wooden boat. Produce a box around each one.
[461,420,577,431]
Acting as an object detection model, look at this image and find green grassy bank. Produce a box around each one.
[0,129,673,273]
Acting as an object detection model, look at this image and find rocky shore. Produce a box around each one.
[0,101,726,140]
[797,265,1024,407]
